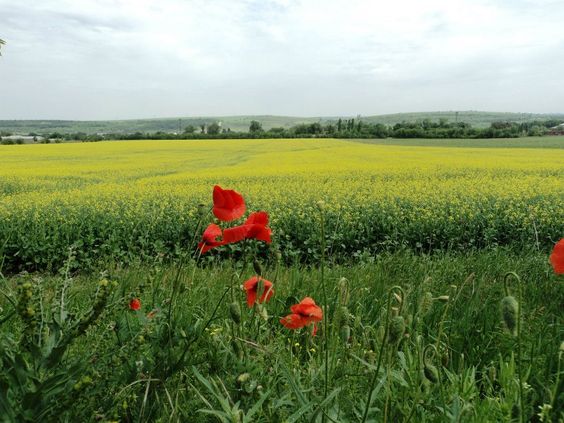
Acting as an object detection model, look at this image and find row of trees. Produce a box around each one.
[3,119,562,143]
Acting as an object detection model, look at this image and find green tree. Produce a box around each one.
[184,125,196,134]
[249,120,263,133]
[207,122,221,135]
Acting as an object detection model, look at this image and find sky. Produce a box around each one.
[0,0,563,120]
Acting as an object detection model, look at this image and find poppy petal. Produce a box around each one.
[246,289,257,308]
[291,297,323,321]
[258,280,274,303]
[198,223,226,254]
[247,225,272,243]
[223,225,250,244]
[243,276,259,291]
[129,298,141,311]
[202,223,222,243]
[213,185,246,221]
[280,313,308,329]
[245,211,269,226]
[550,238,564,275]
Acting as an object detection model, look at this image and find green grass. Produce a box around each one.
[1,249,562,421]
[348,135,564,148]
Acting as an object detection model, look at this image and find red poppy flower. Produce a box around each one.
[243,276,274,307]
[280,297,323,330]
[223,211,272,244]
[550,238,564,275]
[197,223,226,254]
[212,185,246,222]
[129,298,141,311]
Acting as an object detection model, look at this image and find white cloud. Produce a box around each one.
[0,0,563,118]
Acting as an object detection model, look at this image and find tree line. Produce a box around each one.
[1,118,562,143]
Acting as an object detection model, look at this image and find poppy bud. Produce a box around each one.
[388,315,405,344]
[229,302,241,324]
[393,292,403,305]
[338,306,350,327]
[419,291,434,315]
[197,203,207,217]
[258,304,269,321]
[340,325,351,344]
[424,363,439,383]
[501,295,519,335]
[253,260,262,276]
[338,277,349,306]
[436,295,450,303]
[275,250,282,262]
[488,366,497,383]
[441,352,449,367]
[236,373,250,384]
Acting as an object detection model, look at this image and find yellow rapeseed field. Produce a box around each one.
[0,138,563,269]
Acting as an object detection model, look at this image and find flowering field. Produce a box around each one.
[0,138,563,271]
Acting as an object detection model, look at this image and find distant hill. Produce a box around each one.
[1,111,563,135]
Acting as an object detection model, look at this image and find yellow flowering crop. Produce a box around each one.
[0,138,562,270]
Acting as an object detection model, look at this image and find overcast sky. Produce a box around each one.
[0,0,563,120]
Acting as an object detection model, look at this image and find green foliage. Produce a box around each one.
[0,250,562,421]
[249,120,263,133]
[2,112,564,139]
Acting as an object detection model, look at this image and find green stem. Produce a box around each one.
[505,272,525,423]
[319,206,329,418]
[361,286,402,423]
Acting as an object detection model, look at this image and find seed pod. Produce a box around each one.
[388,315,405,344]
[229,302,241,324]
[340,325,351,344]
[424,363,439,383]
[501,295,519,335]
